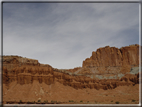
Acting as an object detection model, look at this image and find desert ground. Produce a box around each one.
[3,81,139,104]
[2,44,140,105]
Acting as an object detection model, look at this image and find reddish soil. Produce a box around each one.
[2,44,140,104]
[3,81,139,104]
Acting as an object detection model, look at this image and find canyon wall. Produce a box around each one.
[81,44,139,74]
[3,65,139,90]
[2,44,140,90]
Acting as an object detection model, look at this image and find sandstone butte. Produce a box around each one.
[2,44,140,104]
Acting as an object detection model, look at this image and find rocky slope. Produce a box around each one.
[3,64,139,90]
[83,44,139,67]
[80,44,139,75]
[2,44,140,91]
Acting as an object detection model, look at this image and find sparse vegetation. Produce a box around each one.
[115,101,119,104]
[69,100,74,102]
[80,100,83,102]
[51,100,57,103]
[111,100,113,102]
[19,100,22,103]
[132,99,136,102]
[38,100,41,102]
[44,100,48,103]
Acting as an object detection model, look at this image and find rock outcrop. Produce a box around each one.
[83,44,139,67]
[2,44,140,90]
[3,56,40,71]
[66,67,82,73]
[82,44,139,74]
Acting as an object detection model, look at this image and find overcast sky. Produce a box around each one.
[3,2,139,69]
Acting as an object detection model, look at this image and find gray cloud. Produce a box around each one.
[3,3,139,69]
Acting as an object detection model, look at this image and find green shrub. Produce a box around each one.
[38,100,41,102]
[80,100,83,102]
[111,100,113,102]
[69,100,74,102]
[132,99,136,102]
[19,100,22,103]
[51,100,57,103]
[115,101,119,104]
[44,100,48,103]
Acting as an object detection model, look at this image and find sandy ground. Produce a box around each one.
[3,81,140,104]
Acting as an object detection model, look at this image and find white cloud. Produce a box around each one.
[3,3,139,69]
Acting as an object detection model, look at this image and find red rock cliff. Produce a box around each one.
[2,44,140,90]
[83,44,139,67]
[82,44,139,74]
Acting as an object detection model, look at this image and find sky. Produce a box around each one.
[2,2,139,69]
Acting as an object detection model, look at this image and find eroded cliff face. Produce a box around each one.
[82,44,139,74]
[83,44,139,67]
[2,44,140,90]
[3,56,40,71]
[3,65,139,90]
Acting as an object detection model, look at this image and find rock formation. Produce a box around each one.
[2,44,140,90]
[83,44,139,67]
[81,44,139,75]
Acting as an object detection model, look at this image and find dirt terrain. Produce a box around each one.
[2,44,140,104]
[3,82,139,104]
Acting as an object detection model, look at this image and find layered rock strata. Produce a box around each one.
[2,44,140,90]
[81,44,139,75]
[3,65,139,90]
